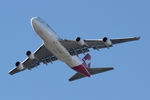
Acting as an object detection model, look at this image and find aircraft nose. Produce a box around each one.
[31,16,38,25]
[31,16,42,29]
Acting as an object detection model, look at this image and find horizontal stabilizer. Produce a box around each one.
[69,67,114,81]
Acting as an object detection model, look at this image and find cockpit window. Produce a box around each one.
[36,17,46,24]
[35,17,55,31]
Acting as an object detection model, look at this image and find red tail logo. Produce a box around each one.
[82,53,91,68]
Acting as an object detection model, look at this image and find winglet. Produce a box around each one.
[136,36,141,40]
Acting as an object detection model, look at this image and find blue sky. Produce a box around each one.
[0,0,149,100]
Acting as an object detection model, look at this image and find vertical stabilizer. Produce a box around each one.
[82,53,91,68]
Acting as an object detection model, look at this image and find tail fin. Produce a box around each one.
[82,53,91,68]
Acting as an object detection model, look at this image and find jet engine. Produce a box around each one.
[15,61,24,70]
[26,51,35,60]
[102,37,112,47]
[76,37,87,46]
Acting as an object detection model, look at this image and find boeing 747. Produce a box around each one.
[9,17,140,81]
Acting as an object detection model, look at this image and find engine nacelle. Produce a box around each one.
[15,61,24,70]
[76,37,87,46]
[102,37,112,47]
[26,51,35,60]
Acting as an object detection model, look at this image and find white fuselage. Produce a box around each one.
[31,17,82,68]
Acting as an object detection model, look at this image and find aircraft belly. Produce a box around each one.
[44,38,72,62]
[44,38,82,68]
[65,56,83,68]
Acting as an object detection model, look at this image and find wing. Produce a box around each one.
[59,39,90,56]
[60,36,140,52]
[9,44,57,75]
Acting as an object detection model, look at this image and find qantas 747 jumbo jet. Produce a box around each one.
[9,17,140,81]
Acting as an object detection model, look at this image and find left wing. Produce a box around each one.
[9,44,57,75]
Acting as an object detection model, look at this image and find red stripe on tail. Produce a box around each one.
[72,64,91,77]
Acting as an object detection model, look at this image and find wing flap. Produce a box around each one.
[69,67,114,81]
[60,40,89,55]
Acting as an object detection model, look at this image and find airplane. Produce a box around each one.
[9,17,140,81]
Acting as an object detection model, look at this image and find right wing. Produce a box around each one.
[9,44,57,75]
